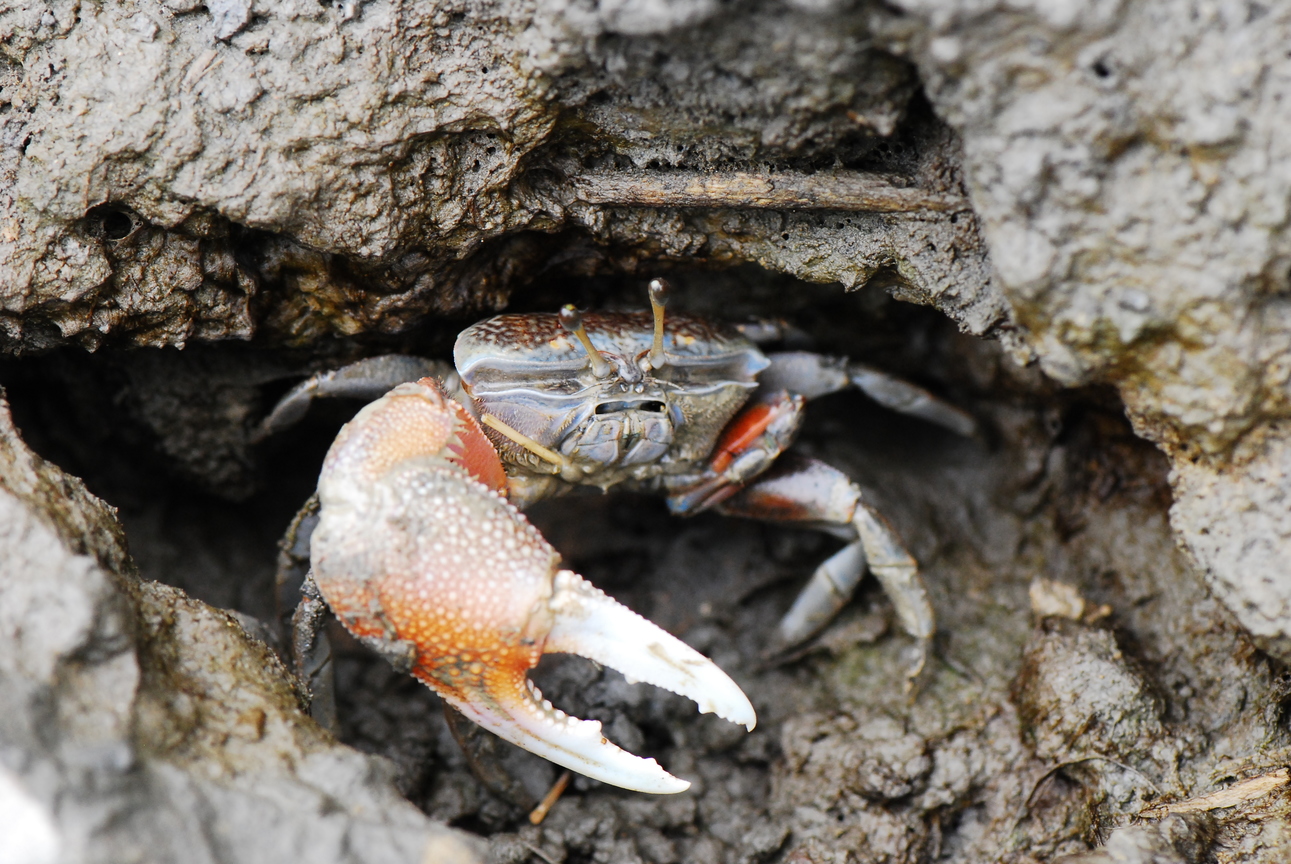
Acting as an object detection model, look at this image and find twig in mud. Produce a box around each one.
[1012,757,1163,837]
[529,770,572,825]
[569,170,970,213]
[1138,768,1290,819]
[520,841,559,864]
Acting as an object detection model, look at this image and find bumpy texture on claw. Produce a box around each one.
[310,378,755,793]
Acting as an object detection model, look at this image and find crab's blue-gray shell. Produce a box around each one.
[455,312,769,467]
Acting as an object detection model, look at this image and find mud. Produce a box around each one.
[6,0,1291,858]
[4,274,1287,862]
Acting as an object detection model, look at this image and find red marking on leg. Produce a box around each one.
[721,488,815,521]
[710,402,777,473]
[716,456,861,524]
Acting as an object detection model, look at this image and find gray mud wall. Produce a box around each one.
[2,0,1291,862]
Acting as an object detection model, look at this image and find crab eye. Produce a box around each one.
[595,400,666,414]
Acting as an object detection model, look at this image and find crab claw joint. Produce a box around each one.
[310,378,756,794]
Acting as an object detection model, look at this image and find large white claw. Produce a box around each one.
[545,570,757,733]
[449,668,694,795]
[448,570,756,794]
[311,378,756,794]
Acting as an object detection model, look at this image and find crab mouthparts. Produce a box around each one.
[430,570,756,794]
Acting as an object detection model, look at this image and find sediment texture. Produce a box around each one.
[3,0,1291,860]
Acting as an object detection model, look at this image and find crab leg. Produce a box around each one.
[714,455,931,663]
[309,377,755,794]
[757,351,977,437]
[665,391,931,675]
[667,390,806,515]
[254,355,455,441]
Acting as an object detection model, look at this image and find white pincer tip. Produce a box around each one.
[433,571,755,794]
[543,571,757,732]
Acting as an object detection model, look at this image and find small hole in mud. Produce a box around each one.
[101,210,134,240]
[81,206,138,242]
[1091,59,1112,78]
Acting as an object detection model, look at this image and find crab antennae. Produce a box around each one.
[560,305,613,378]
[647,278,669,369]
[481,413,571,470]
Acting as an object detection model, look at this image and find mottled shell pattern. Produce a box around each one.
[455,311,770,480]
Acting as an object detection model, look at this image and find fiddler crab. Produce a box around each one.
[263,279,975,795]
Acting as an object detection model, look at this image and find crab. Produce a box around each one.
[264,279,975,795]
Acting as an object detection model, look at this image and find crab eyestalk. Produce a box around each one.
[647,278,670,370]
[559,305,614,379]
[310,377,755,794]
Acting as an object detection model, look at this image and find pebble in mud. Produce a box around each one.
[1011,617,1185,835]
[780,712,933,803]
[1054,814,1217,864]
[1012,618,1167,765]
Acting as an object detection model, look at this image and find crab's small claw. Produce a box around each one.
[310,378,754,794]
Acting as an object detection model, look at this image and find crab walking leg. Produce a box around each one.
[848,362,977,438]
[254,355,456,441]
[666,390,806,515]
[716,456,932,651]
[310,378,755,794]
[756,351,977,437]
